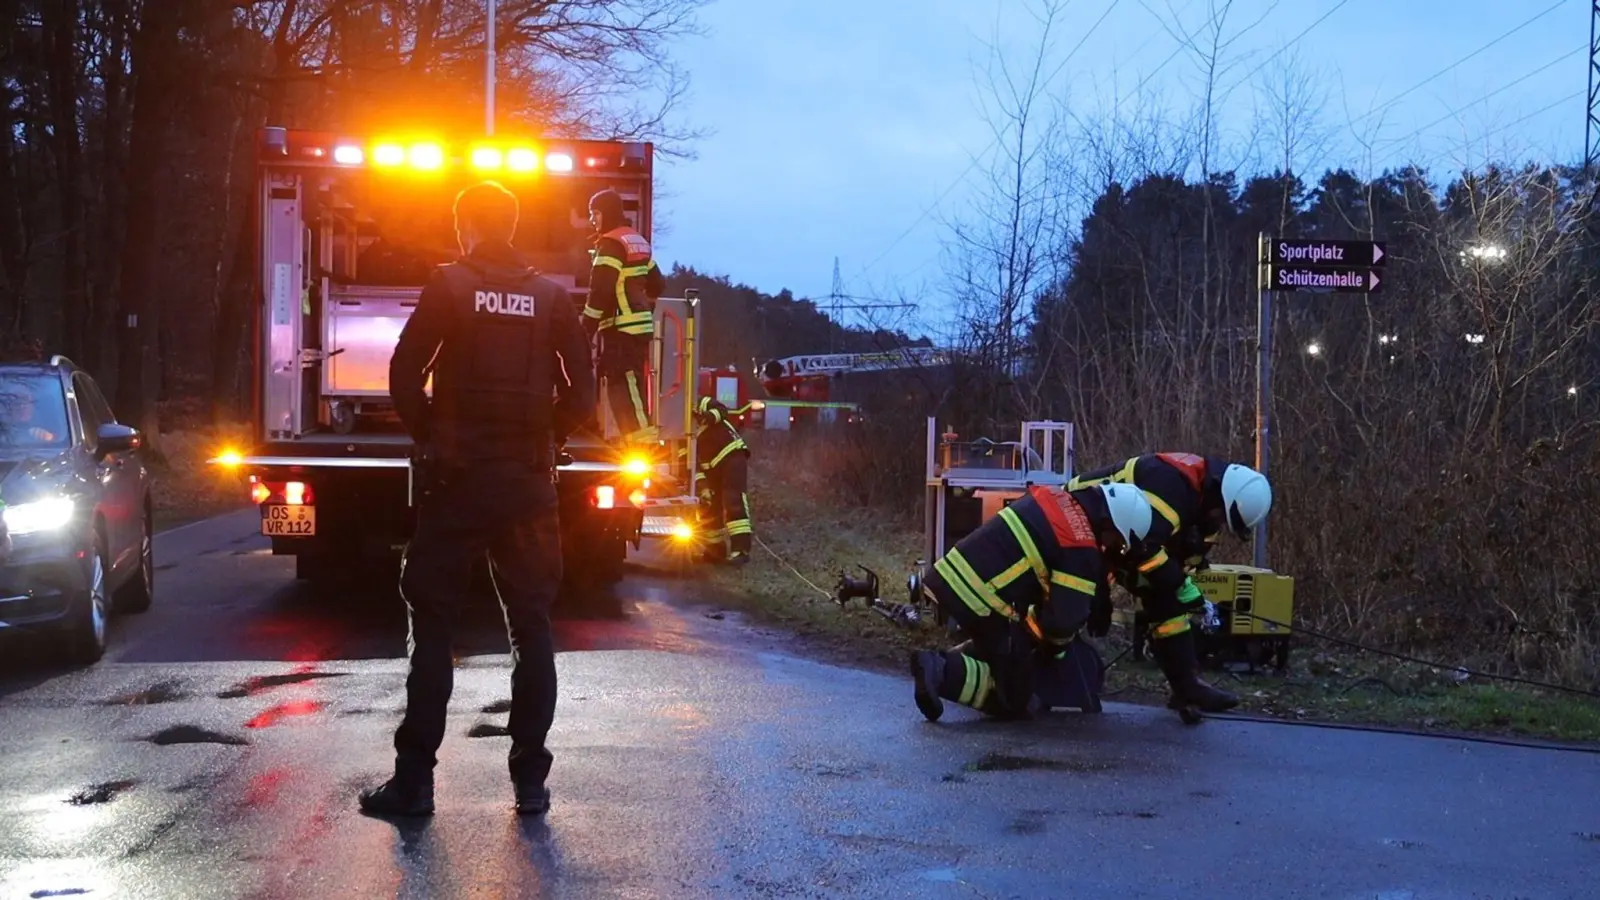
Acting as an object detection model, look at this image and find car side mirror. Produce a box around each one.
[96,423,142,455]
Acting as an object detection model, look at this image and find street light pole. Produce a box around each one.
[485,0,497,135]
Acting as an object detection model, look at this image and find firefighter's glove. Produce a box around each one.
[1086,580,1113,638]
[1177,576,1203,607]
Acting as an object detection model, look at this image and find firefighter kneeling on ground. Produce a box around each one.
[1067,452,1273,714]
[909,483,1155,721]
[688,397,753,566]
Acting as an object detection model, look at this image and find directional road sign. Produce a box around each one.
[1265,239,1386,268]
[1269,266,1382,294]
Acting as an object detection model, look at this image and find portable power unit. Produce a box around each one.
[1113,564,1295,673]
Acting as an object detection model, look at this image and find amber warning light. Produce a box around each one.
[261,128,647,177]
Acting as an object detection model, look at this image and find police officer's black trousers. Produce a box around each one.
[706,454,752,556]
[393,468,563,788]
[598,335,652,442]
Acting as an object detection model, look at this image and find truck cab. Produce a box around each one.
[217,127,700,592]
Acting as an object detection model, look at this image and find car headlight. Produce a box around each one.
[4,498,76,535]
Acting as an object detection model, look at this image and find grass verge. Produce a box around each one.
[703,450,1600,744]
[148,425,253,532]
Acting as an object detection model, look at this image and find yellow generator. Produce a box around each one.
[1116,564,1295,673]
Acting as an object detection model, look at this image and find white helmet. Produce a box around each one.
[1220,464,1272,538]
[1096,483,1153,545]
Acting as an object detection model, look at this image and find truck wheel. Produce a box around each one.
[296,553,334,583]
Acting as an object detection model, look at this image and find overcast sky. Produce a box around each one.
[645,0,1582,330]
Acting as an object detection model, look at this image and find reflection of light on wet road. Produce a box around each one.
[554,589,710,655]
[2,860,113,899]
[655,702,709,734]
[245,699,325,729]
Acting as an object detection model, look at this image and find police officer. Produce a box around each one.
[689,396,753,565]
[582,189,665,445]
[359,180,595,818]
[909,483,1155,721]
[1067,453,1272,715]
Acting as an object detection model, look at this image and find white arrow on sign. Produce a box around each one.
[1372,243,1384,264]
[1370,270,1381,291]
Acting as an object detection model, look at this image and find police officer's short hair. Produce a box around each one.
[453,180,519,242]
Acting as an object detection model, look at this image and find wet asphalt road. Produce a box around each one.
[1,511,1598,899]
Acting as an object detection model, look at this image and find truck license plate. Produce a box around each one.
[261,504,316,537]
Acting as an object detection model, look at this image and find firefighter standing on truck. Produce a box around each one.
[582,188,664,446]
[689,396,753,565]
[360,181,595,819]
[1067,452,1273,714]
[909,483,1155,721]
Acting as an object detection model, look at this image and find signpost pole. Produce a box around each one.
[1254,232,1271,569]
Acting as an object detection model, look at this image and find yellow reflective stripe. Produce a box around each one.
[945,550,1016,618]
[1137,548,1170,573]
[1049,570,1096,596]
[704,438,747,471]
[991,557,1033,589]
[582,304,605,319]
[1144,490,1180,529]
[1153,614,1191,637]
[934,557,994,618]
[997,506,1048,590]
[593,255,624,269]
[971,657,994,709]
[958,656,979,705]
[1067,456,1138,491]
[622,265,653,277]
[726,519,752,535]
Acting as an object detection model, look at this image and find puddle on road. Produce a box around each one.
[245,700,325,729]
[963,752,1115,774]
[216,671,347,699]
[1094,809,1159,820]
[67,779,138,805]
[145,725,249,747]
[30,890,90,898]
[101,680,188,706]
[1382,838,1425,850]
[1577,831,1600,842]
[481,699,513,714]
[468,723,512,738]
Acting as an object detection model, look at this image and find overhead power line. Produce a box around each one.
[852,0,1127,280]
[1377,45,1587,150]
[1349,0,1568,131]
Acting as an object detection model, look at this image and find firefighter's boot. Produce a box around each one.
[909,650,946,722]
[358,773,435,818]
[1151,629,1238,713]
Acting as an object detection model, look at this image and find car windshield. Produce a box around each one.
[0,371,70,450]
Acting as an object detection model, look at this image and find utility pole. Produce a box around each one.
[485,0,497,135]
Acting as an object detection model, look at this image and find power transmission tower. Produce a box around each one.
[813,256,915,352]
[1588,0,1600,173]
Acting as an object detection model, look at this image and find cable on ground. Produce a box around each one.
[752,534,833,601]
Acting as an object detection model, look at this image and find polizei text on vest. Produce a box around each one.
[474,290,537,318]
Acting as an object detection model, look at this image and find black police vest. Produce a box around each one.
[428,260,560,467]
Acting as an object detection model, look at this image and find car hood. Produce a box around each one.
[0,452,86,504]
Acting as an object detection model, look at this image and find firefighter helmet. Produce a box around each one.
[1220,464,1272,538]
[1097,483,1153,546]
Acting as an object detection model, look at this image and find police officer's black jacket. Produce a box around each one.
[389,240,594,469]
[1067,453,1231,598]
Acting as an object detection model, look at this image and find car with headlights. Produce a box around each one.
[0,357,152,664]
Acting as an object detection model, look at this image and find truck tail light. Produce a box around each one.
[283,481,311,505]
[250,483,271,504]
[594,485,615,509]
[628,489,646,508]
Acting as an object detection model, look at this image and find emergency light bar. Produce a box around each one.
[258,127,649,176]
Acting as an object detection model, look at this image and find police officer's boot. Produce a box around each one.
[1150,630,1238,713]
[358,772,435,818]
[515,781,551,815]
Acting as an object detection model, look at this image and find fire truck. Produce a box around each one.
[752,347,953,429]
[212,125,701,592]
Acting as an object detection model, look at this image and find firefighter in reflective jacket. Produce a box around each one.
[909,483,1155,721]
[1067,453,1273,713]
[688,396,753,565]
[361,181,595,819]
[582,189,664,445]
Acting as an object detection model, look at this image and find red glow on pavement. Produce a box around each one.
[243,768,290,806]
[245,700,325,729]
